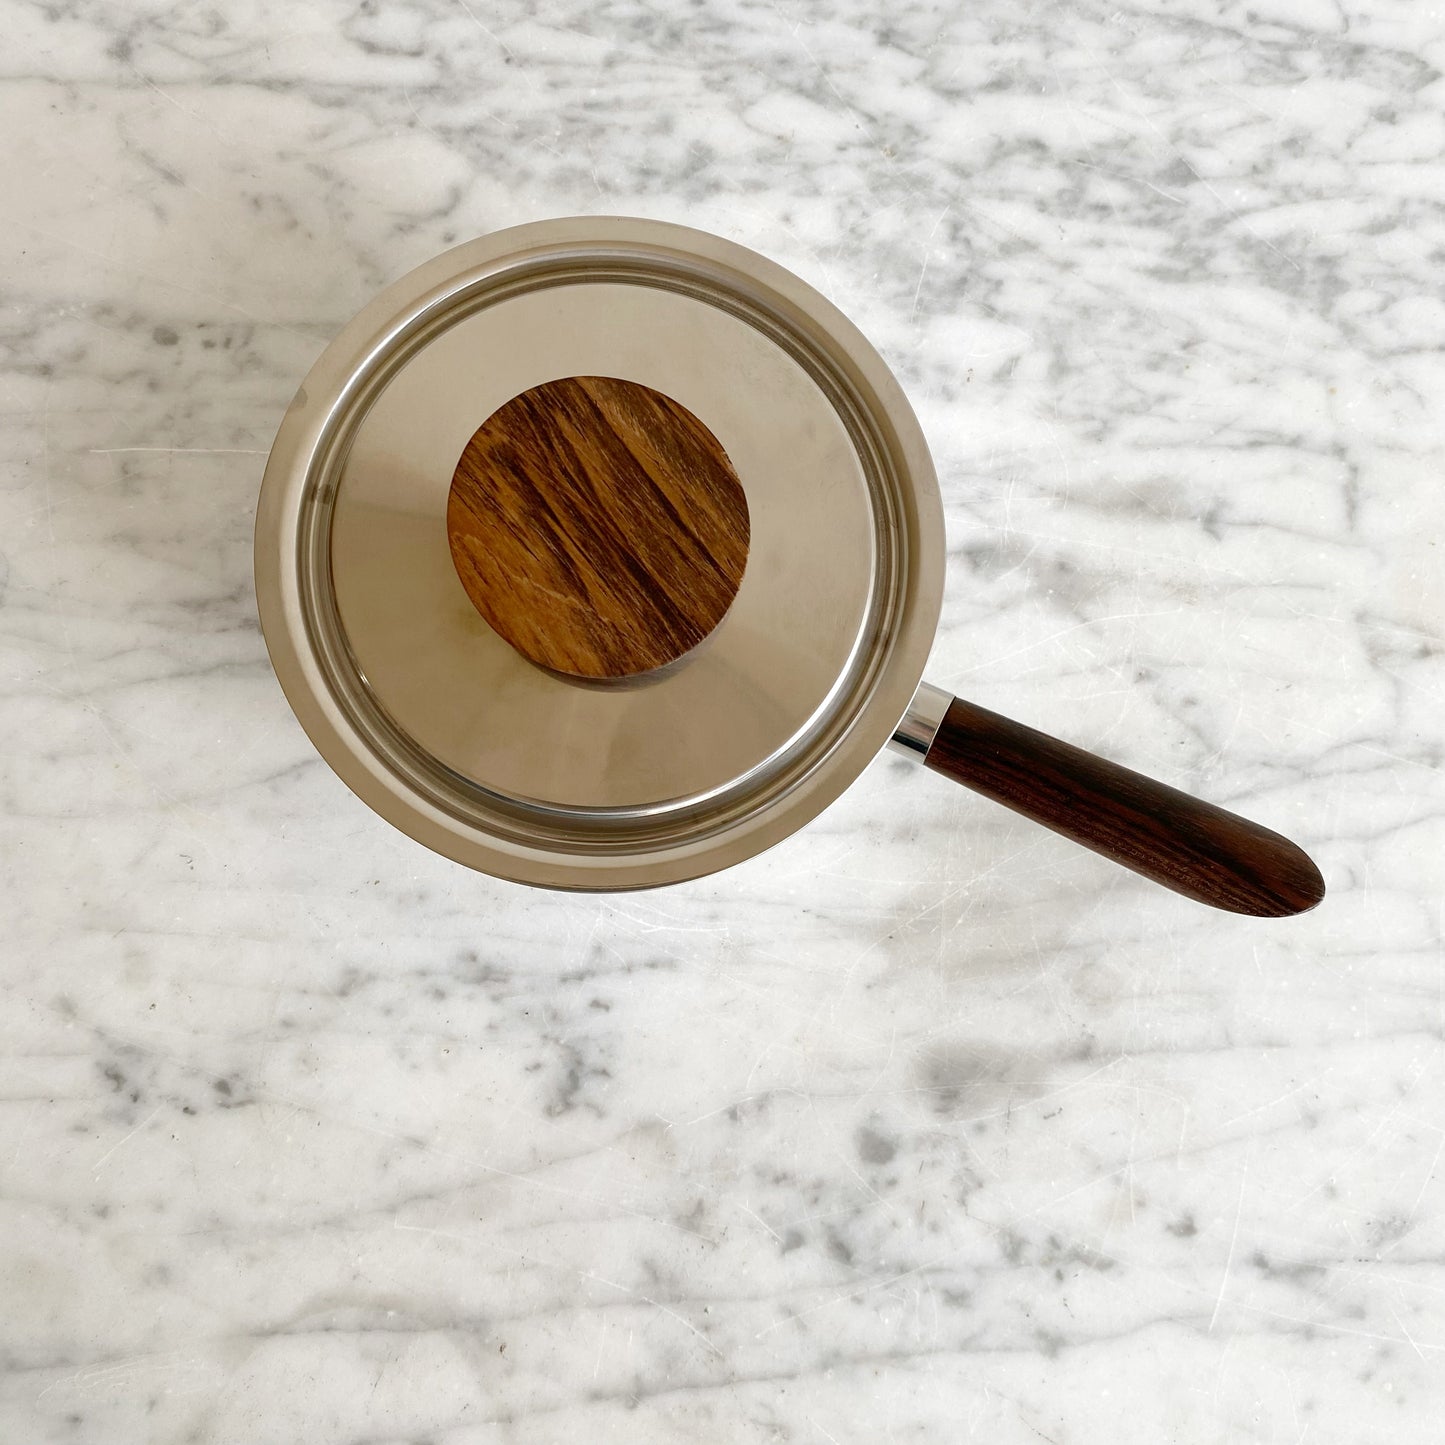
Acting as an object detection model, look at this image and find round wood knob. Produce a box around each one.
[446,375,751,680]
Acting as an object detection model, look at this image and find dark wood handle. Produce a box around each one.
[923,696,1325,916]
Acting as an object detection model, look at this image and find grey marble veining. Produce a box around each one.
[2,1,1444,1441]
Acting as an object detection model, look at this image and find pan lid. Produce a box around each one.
[255,218,943,888]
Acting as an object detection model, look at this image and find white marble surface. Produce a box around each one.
[3,1,1444,1440]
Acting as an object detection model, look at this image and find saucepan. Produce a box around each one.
[254,217,1323,915]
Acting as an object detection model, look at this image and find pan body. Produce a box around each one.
[254,218,944,888]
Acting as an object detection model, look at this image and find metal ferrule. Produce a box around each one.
[888,680,952,758]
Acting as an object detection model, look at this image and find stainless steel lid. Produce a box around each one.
[255,218,944,888]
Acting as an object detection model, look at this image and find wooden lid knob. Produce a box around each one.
[446,375,751,680]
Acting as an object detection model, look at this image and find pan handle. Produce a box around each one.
[891,682,1324,917]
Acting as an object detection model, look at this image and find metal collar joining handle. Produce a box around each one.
[888,680,952,757]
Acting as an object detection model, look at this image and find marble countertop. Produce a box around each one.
[4,1,1444,1440]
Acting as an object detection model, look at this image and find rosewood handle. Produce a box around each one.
[920,694,1324,917]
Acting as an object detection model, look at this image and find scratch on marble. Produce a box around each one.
[136,72,203,125]
[769,4,854,120]
[1288,1054,1433,1212]
[910,249,931,323]
[1079,33,1303,274]
[583,1270,722,1358]
[753,1255,951,1340]
[92,1105,163,1171]
[34,1352,208,1403]
[1406,1130,1445,1226]
[453,0,512,57]
[1391,1304,1429,1365]
[736,1201,783,1245]
[1209,1162,1250,1333]
[14,220,316,337]
[1071,158,1185,206]
[909,204,953,323]
[1241,1296,1445,1356]
[87,447,268,455]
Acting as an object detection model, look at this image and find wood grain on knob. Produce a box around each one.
[446,375,750,679]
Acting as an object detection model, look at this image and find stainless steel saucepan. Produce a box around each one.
[255,218,1323,915]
